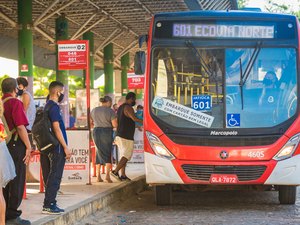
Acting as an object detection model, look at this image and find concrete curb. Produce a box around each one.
[32,175,146,225]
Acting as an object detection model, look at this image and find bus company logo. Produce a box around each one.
[210,131,238,136]
[154,98,164,108]
[68,172,82,180]
[220,151,229,160]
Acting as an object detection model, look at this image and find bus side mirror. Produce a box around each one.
[134,51,146,75]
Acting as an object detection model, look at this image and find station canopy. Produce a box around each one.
[0,0,237,70]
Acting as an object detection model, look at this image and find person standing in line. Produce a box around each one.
[16,77,36,149]
[40,81,71,215]
[135,105,144,131]
[111,92,143,181]
[91,96,117,183]
[112,103,118,114]
[1,77,31,225]
[0,100,16,225]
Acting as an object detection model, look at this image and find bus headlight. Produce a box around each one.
[146,131,175,160]
[273,134,300,161]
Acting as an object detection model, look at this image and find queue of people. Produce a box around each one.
[0,75,143,224]
[0,78,72,224]
[91,92,143,182]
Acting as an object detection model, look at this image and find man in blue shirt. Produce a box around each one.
[40,81,71,215]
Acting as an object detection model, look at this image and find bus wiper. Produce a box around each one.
[185,40,213,77]
[239,42,262,110]
[239,58,244,109]
[185,40,220,101]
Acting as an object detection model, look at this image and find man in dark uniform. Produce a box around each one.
[111,92,143,181]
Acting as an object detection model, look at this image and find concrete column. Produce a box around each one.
[121,53,129,96]
[55,14,69,127]
[83,31,94,89]
[104,43,114,96]
[18,0,33,95]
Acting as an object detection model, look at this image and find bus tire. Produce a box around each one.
[155,185,172,206]
[278,185,297,205]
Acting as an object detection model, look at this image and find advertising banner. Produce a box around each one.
[131,128,144,163]
[28,130,90,184]
[75,89,99,128]
[62,130,90,183]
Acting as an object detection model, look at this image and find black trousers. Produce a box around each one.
[40,146,66,208]
[3,137,26,220]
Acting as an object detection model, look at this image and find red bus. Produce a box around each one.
[135,11,300,205]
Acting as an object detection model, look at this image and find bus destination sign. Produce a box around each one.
[173,24,274,39]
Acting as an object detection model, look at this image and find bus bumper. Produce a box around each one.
[265,154,300,185]
[145,152,184,184]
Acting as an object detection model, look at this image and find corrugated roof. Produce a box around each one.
[0,0,237,69]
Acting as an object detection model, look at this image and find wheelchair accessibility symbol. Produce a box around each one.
[227,114,240,127]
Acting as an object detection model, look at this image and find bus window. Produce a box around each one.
[225,48,297,128]
[151,47,225,128]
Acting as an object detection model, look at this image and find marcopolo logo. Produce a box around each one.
[68,172,82,180]
[210,131,238,136]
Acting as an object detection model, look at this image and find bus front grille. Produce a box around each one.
[181,165,267,182]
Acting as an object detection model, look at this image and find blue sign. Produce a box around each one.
[191,95,212,111]
[227,114,240,127]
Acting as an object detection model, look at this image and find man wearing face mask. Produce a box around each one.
[111,92,143,181]
[17,77,36,150]
[259,71,279,106]
[40,81,71,215]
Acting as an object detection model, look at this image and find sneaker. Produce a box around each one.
[111,170,121,181]
[120,175,131,181]
[42,204,62,215]
[6,217,31,225]
[56,205,65,212]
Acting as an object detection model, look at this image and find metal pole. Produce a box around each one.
[83,31,94,89]
[85,40,92,185]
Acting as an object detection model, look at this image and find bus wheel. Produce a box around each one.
[155,185,172,206]
[278,185,297,204]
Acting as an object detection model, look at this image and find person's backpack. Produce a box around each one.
[2,97,18,144]
[31,104,59,154]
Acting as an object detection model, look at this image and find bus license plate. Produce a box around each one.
[210,174,238,184]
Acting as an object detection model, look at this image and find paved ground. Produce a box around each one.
[20,163,145,224]
[75,187,300,225]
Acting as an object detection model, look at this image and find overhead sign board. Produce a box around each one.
[127,71,145,89]
[173,24,274,39]
[57,40,88,70]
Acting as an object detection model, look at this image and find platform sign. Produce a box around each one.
[62,130,90,183]
[57,40,88,70]
[127,71,145,89]
[191,95,212,111]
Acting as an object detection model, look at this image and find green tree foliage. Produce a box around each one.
[266,0,300,19]
[0,74,10,95]
[69,75,84,98]
[33,66,85,98]
[238,0,249,9]
[33,66,55,97]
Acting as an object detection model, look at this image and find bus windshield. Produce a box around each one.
[150,47,297,129]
